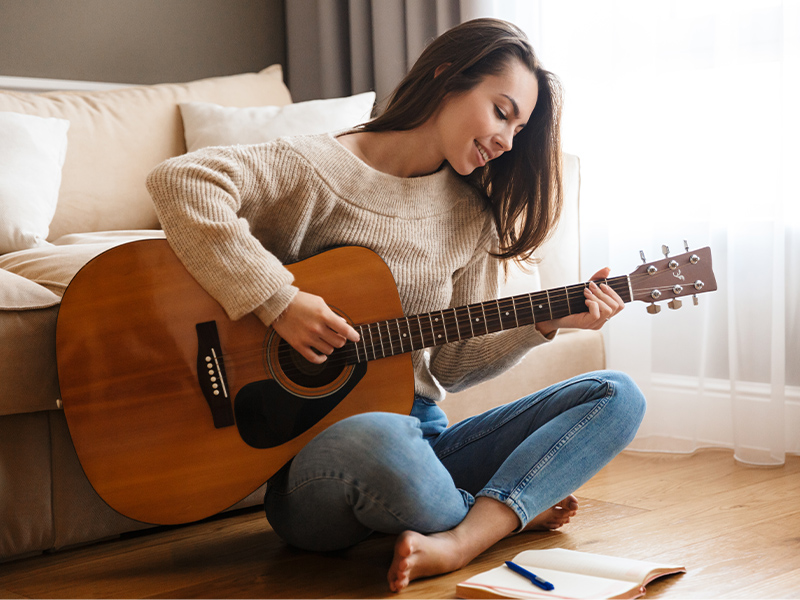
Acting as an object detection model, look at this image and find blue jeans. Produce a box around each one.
[264,370,645,551]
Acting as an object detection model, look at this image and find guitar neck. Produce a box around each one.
[343,275,631,364]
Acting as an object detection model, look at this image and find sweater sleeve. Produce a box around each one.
[146,143,299,324]
[428,217,553,393]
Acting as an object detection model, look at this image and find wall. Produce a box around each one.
[0,0,285,85]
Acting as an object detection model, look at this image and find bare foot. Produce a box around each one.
[386,496,562,592]
[523,495,579,531]
[387,530,470,593]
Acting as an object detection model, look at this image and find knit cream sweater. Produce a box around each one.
[146,133,550,401]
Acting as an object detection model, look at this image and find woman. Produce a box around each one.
[147,18,646,593]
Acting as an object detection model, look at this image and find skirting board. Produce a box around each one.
[629,373,800,459]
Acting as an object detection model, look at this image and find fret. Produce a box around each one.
[624,275,634,303]
[376,323,386,358]
[386,321,397,355]
[511,297,519,328]
[354,326,363,362]
[607,275,632,303]
[396,321,403,354]
[545,289,553,320]
[466,305,475,337]
[474,305,487,335]
[415,315,426,347]
[365,324,374,360]
[451,308,461,340]
[481,301,496,334]
[494,299,506,331]
[491,300,503,333]
[440,311,450,343]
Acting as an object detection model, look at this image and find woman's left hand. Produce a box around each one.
[535,267,624,337]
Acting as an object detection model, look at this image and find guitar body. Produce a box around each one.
[56,240,414,525]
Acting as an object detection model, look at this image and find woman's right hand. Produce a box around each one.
[270,291,361,364]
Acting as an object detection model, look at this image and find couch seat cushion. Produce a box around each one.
[0,230,165,417]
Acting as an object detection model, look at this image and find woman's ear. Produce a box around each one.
[434,63,451,78]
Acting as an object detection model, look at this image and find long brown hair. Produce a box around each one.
[359,18,563,263]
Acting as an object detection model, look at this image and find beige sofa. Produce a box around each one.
[0,66,604,562]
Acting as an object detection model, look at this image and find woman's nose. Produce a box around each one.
[495,128,514,152]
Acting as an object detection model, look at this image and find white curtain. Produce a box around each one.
[482,0,800,465]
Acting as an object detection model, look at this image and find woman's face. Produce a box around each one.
[435,59,539,176]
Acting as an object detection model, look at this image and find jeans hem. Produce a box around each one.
[475,489,529,531]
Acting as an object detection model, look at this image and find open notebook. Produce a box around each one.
[457,548,685,599]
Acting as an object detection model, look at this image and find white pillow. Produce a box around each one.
[179,91,376,152]
[0,112,70,254]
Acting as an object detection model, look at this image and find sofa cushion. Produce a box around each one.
[0,230,164,417]
[0,271,60,417]
[0,66,291,242]
[0,230,165,297]
[0,112,69,254]
[180,91,376,152]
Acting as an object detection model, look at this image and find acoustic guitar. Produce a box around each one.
[55,239,716,525]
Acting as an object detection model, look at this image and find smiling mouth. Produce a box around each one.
[474,140,490,163]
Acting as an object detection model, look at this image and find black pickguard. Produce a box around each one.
[234,362,367,449]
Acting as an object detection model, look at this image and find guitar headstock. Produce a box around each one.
[627,244,717,313]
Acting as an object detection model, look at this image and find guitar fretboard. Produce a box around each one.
[344,275,631,364]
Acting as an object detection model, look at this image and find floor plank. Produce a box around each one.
[1,449,798,599]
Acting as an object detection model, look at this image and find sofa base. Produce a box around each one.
[0,410,265,563]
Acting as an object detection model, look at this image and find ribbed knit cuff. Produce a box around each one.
[252,284,299,326]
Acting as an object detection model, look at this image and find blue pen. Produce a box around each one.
[505,560,555,591]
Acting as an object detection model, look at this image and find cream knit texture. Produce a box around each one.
[146,133,550,401]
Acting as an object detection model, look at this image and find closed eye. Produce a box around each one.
[495,105,507,121]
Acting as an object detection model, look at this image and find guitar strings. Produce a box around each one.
[216,271,700,376]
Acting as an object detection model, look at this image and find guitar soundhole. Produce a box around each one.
[276,338,347,389]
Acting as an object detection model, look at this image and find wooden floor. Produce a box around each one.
[1,449,799,599]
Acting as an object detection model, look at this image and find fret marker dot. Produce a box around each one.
[475,318,480,322]
[437,334,442,338]
[435,318,439,322]
[403,333,407,337]
[538,305,543,309]
[505,312,510,316]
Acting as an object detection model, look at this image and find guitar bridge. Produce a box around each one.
[196,321,235,428]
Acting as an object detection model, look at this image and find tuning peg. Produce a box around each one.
[668,299,683,310]
[684,239,690,252]
[640,250,647,264]
[662,244,670,258]
[646,303,662,314]
[693,294,699,306]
